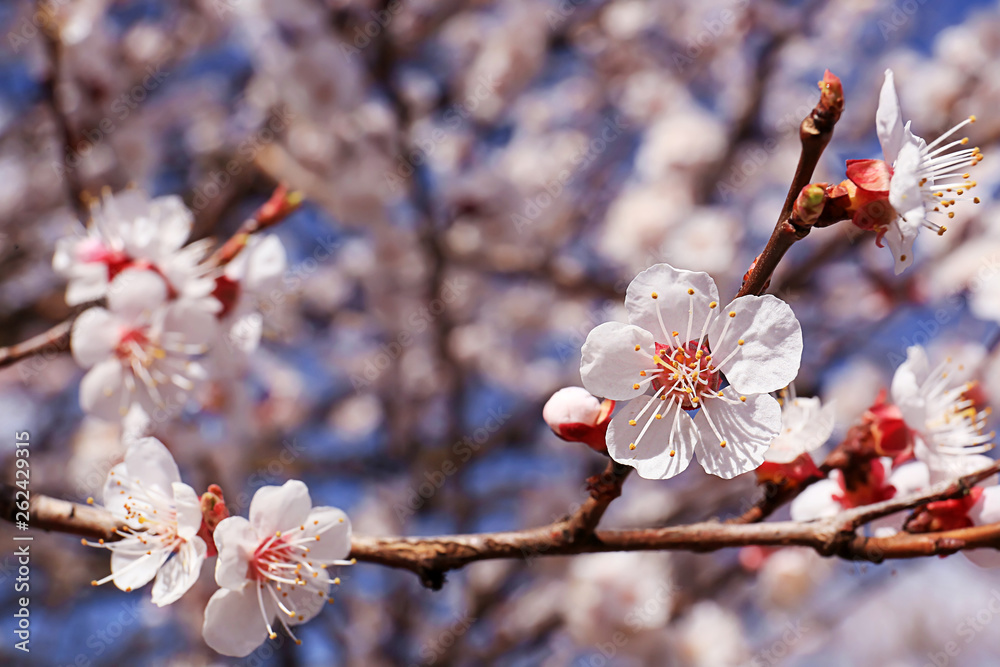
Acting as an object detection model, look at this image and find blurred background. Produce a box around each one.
[3,0,1000,665]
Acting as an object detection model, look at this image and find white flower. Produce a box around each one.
[54,188,214,305]
[874,69,982,274]
[580,264,802,480]
[891,345,993,459]
[211,234,288,359]
[85,437,206,606]
[71,269,217,421]
[765,394,836,464]
[202,480,352,657]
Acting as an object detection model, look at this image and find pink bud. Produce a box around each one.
[198,484,230,557]
[543,387,614,453]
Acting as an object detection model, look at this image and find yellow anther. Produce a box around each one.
[669,450,675,457]
[87,497,94,505]
[635,344,641,351]
[687,288,694,295]
[738,339,745,346]
[720,441,727,448]
[651,292,658,299]
[639,370,647,377]
[629,443,636,450]
[709,301,718,309]
[628,419,637,426]
[740,396,746,402]
[729,311,736,318]
[633,383,640,390]
[655,414,662,420]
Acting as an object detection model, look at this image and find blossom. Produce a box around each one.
[860,389,913,461]
[202,480,352,657]
[791,458,929,534]
[210,234,288,364]
[53,188,214,305]
[891,345,993,459]
[542,386,614,452]
[71,269,217,421]
[841,69,982,274]
[580,263,802,480]
[764,393,835,464]
[84,437,207,606]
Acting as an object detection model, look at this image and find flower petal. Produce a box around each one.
[876,69,905,164]
[71,307,121,368]
[693,390,781,479]
[214,516,259,590]
[107,269,168,321]
[249,480,313,537]
[790,479,842,521]
[887,460,930,496]
[890,345,929,425]
[285,568,330,626]
[625,263,719,339]
[151,537,207,606]
[111,544,170,592]
[304,507,353,561]
[580,322,656,401]
[970,486,1000,526]
[173,482,203,539]
[606,396,696,480]
[709,295,802,395]
[124,437,181,499]
[79,358,128,421]
[202,586,271,658]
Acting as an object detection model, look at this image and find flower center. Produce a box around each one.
[651,340,721,410]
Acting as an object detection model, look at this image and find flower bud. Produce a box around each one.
[755,453,822,487]
[543,387,614,453]
[198,484,230,557]
[792,183,827,226]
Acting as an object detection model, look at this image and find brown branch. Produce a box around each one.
[0,318,73,371]
[563,458,631,542]
[6,459,999,589]
[736,71,844,298]
[207,184,302,266]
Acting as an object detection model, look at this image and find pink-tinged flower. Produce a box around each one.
[791,458,929,535]
[210,234,288,360]
[542,387,614,453]
[580,264,802,480]
[845,69,982,274]
[764,394,835,464]
[54,188,214,305]
[891,346,993,459]
[70,269,217,421]
[84,437,206,606]
[202,480,352,657]
[861,389,914,462]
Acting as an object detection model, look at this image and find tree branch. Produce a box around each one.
[0,318,73,371]
[736,71,844,298]
[6,460,998,589]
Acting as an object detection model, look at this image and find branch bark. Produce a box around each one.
[736,71,844,298]
[6,460,998,589]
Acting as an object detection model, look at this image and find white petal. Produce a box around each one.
[304,506,353,561]
[766,397,835,463]
[285,568,330,626]
[202,586,271,657]
[161,298,219,348]
[694,390,781,479]
[790,479,842,521]
[249,480,313,537]
[580,322,656,401]
[65,269,110,306]
[150,195,194,253]
[606,396,696,480]
[709,295,802,395]
[962,549,1000,569]
[242,235,288,293]
[970,486,1000,526]
[883,220,916,276]
[111,544,170,592]
[71,307,121,368]
[151,537,207,606]
[543,387,603,428]
[876,69,905,164]
[107,269,168,320]
[891,345,928,408]
[227,313,263,354]
[102,462,132,519]
[79,358,128,421]
[172,482,203,538]
[625,263,719,339]
[214,517,259,590]
[124,437,181,499]
[887,461,930,496]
